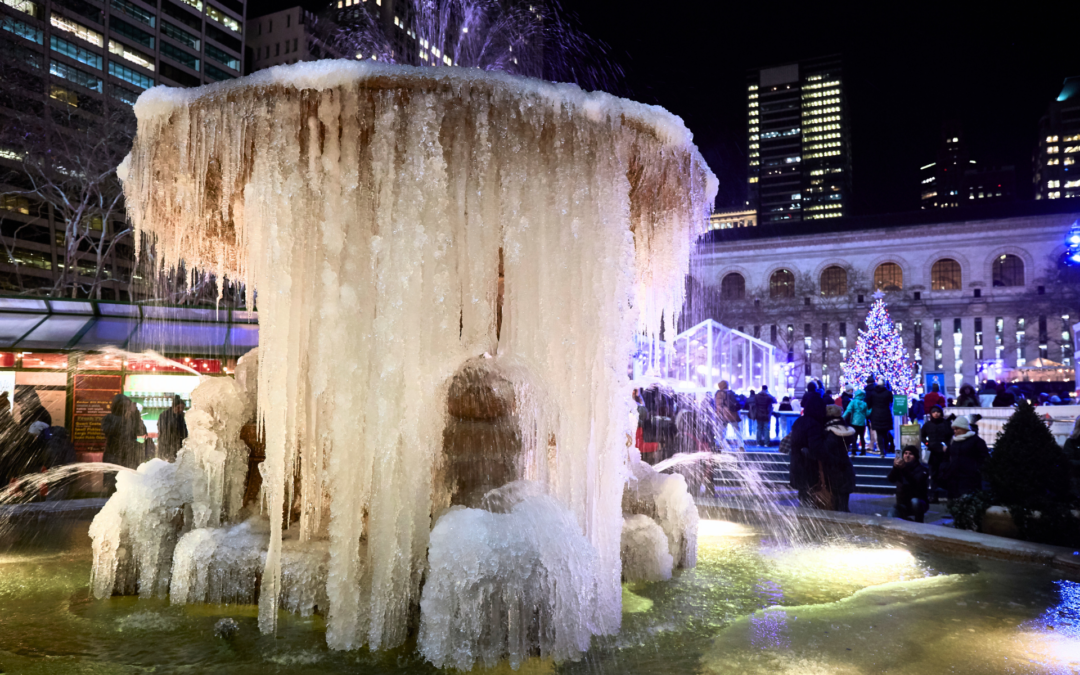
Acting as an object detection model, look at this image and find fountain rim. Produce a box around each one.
[132,60,713,166]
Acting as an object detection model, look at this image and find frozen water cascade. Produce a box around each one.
[103,60,716,665]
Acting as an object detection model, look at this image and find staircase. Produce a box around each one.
[713,450,896,494]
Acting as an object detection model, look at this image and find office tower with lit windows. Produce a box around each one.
[747,54,851,225]
[1034,76,1080,201]
[0,0,246,296]
[247,7,345,73]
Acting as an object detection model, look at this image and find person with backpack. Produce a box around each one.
[753,386,777,447]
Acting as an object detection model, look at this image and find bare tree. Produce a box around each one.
[0,35,135,299]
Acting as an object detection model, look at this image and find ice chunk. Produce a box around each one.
[419,489,603,670]
[624,451,699,569]
[621,514,673,582]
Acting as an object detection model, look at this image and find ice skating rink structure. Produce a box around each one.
[95,61,715,668]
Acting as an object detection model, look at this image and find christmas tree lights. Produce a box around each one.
[841,295,916,395]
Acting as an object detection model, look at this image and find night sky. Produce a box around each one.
[261,1,1079,214]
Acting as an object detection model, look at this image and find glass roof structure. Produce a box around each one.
[0,296,257,356]
[632,319,787,396]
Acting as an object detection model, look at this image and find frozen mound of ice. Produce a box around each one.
[89,376,252,599]
[117,60,716,651]
[170,518,329,616]
[419,488,603,670]
[233,348,258,414]
[624,451,699,569]
[621,514,673,582]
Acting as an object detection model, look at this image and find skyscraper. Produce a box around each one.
[747,55,851,225]
[1034,76,1080,201]
[0,0,247,297]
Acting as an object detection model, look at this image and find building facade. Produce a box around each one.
[920,123,1015,209]
[246,6,343,73]
[691,204,1080,396]
[1034,76,1080,201]
[0,0,246,298]
[708,208,757,230]
[747,54,851,225]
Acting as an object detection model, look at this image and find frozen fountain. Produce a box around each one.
[94,61,715,668]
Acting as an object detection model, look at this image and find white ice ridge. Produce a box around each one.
[117,62,716,654]
[624,451,699,569]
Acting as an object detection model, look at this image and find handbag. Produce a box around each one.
[778,434,793,454]
[809,461,833,510]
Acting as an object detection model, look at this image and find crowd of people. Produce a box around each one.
[0,389,187,500]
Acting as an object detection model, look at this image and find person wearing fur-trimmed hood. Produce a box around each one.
[939,415,989,499]
[804,404,858,512]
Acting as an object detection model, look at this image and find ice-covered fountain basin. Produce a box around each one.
[4,517,1078,674]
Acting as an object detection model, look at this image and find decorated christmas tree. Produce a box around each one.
[841,293,916,395]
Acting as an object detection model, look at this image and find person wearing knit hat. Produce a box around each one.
[940,415,989,499]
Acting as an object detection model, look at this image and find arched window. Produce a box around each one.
[931,258,962,290]
[874,262,903,291]
[770,269,795,298]
[820,266,847,297]
[992,254,1024,287]
[720,273,745,300]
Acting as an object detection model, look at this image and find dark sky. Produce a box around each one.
[262,1,1079,214]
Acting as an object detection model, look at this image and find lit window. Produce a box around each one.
[770,269,795,299]
[820,266,847,296]
[931,258,962,290]
[1048,146,1059,154]
[1049,180,1060,188]
[206,5,241,33]
[1047,135,1059,143]
[50,14,103,46]
[874,262,902,291]
[1048,158,1060,165]
[992,254,1023,287]
[109,40,155,71]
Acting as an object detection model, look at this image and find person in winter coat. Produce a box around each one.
[156,394,189,461]
[747,390,758,438]
[992,383,1016,407]
[3,390,53,487]
[866,384,895,456]
[887,445,931,522]
[939,416,989,499]
[919,405,954,501]
[1062,417,1080,500]
[27,421,76,501]
[800,383,827,428]
[955,384,980,407]
[840,386,854,411]
[788,400,826,507]
[714,380,742,449]
[101,394,147,474]
[924,382,946,411]
[822,389,836,405]
[978,380,998,408]
[778,396,793,412]
[805,405,857,511]
[843,389,869,455]
[753,386,777,446]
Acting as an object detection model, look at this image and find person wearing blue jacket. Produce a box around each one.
[843,389,869,455]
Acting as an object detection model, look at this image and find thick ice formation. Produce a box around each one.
[115,61,715,655]
[420,483,602,670]
[89,375,252,599]
[624,451,699,569]
[621,514,673,582]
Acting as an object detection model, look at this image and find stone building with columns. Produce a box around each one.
[688,201,1080,396]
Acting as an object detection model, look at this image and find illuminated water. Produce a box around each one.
[1,518,1077,674]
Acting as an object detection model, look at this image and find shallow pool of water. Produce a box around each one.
[1,518,1077,674]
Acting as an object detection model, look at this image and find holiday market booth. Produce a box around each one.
[632,319,787,396]
[0,296,257,479]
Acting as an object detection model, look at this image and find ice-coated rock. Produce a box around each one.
[419,486,603,670]
[621,514,673,582]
